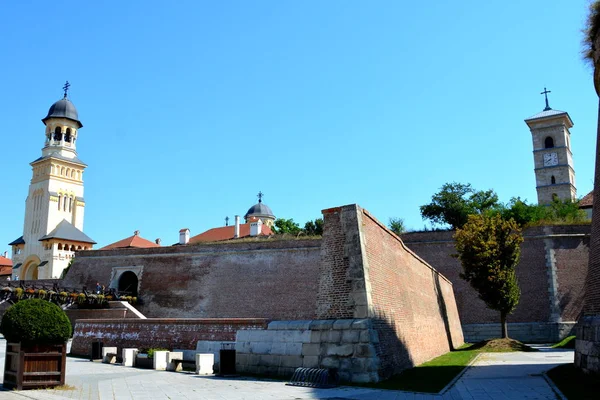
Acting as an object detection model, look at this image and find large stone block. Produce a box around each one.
[302,355,319,368]
[321,356,340,369]
[326,330,342,343]
[333,320,354,330]
[122,348,138,367]
[309,320,334,330]
[153,351,169,370]
[326,344,353,357]
[341,330,360,343]
[270,342,286,355]
[301,343,320,357]
[280,355,303,368]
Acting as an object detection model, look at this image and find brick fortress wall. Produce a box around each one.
[63,239,321,320]
[402,225,590,342]
[316,205,463,378]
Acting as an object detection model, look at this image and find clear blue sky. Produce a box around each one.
[1,0,598,251]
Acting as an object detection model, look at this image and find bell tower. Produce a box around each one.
[9,82,95,280]
[524,88,576,205]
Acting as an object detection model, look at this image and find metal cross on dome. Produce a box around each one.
[63,81,70,98]
[225,216,230,226]
[541,87,552,111]
[257,191,264,203]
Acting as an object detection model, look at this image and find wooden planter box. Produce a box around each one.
[3,342,66,390]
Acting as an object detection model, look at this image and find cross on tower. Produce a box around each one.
[541,87,552,111]
[225,216,230,226]
[63,81,71,98]
[257,191,264,203]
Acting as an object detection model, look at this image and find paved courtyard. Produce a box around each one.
[0,340,572,400]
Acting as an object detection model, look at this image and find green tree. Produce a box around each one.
[388,217,406,235]
[496,197,549,227]
[454,214,523,338]
[420,182,500,229]
[303,218,324,236]
[272,218,301,235]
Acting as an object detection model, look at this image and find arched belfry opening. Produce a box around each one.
[65,128,72,143]
[118,271,139,297]
[53,126,62,142]
[545,136,554,148]
[551,176,556,184]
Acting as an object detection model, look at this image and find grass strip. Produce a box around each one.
[551,335,576,349]
[355,339,537,393]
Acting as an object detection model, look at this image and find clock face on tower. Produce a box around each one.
[543,152,558,167]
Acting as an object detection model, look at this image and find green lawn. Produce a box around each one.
[357,339,537,393]
[551,335,576,349]
[546,364,600,400]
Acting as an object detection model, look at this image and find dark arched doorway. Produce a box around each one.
[118,271,139,297]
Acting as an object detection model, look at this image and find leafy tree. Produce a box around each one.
[303,218,324,236]
[454,214,523,339]
[493,197,587,227]
[420,182,500,229]
[272,218,301,235]
[388,217,406,235]
[547,198,587,222]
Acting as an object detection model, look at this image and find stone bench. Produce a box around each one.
[122,348,138,367]
[167,352,184,372]
[102,347,118,364]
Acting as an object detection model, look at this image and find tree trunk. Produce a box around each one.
[501,311,508,339]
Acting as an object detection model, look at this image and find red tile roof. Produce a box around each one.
[580,190,594,208]
[0,255,12,267]
[0,266,11,277]
[189,223,273,244]
[100,233,161,250]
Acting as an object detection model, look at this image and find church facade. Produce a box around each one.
[9,84,95,280]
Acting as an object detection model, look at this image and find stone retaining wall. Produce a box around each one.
[70,318,268,356]
[575,316,600,373]
[235,319,380,383]
[463,322,576,343]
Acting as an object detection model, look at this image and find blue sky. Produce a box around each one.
[1,0,598,250]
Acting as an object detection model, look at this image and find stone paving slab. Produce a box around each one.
[0,340,573,400]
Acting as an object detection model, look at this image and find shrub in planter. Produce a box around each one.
[0,299,72,390]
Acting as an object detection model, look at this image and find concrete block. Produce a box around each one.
[359,330,370,343]
[285,342,303,356]
[236,353,249,366]
[153,351,169,371]
[280,355,303,368]
[333,320,354,330]
[167,351,183,372]
[342,330,360,343]
[236,330,250,341]
[268,320,289,330]
[301,343,320,357]
[321,356,340,369]
[277,367,295,378]
[252,341,272,354]
[309,320,334,330]
[302,355,319,368]
[259,354,280,367]
[248,354,261,366]
[326,330,342,343]
[102,347,117,357]
[326,344,353,357]
[287,320,311,330]
[122,348,138,367]
[354,344,375,357]
[270,342,286,355]
[310,330,321,343]
[351,319,370,329]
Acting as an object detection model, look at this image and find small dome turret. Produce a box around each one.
[244,192,275,227]
[41,82,82,128]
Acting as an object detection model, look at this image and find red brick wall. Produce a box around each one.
[316,206,360,319]
[360,209,463,372]
[70,318,269,356]
[402,225,590,325]
[64,240,321,320]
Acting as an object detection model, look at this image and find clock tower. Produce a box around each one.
[524,89,576,205]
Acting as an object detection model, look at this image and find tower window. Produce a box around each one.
[551,176,556,184]
[53,127,62,142]
[65,128,72,143]
[545,137,554,149]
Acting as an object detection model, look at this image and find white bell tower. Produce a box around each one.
[9,82,95,280]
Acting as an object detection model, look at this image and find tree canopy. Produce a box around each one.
[303,218,324,236]
[388,217,406,235]
[454,214,523,338]
[420,182,500,229]
[272,218,302,235]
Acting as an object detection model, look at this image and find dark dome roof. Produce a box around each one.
[42,97,82,128]
[244,202,275,219]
